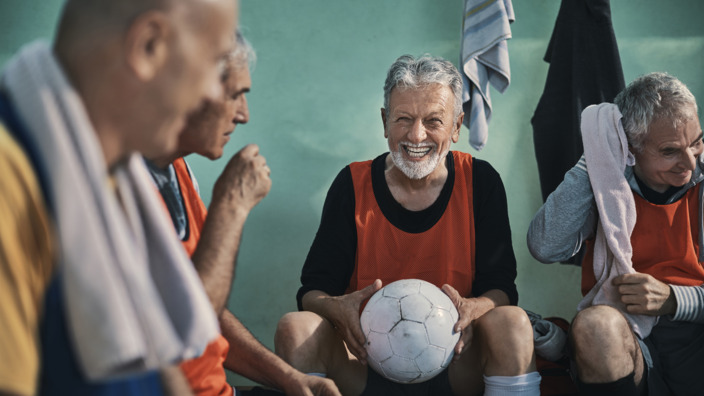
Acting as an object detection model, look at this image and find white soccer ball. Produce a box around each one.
[360,279,460,384]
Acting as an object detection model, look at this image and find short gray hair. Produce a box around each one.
[220,29,256,82]
[229,29,256,71]
[615,72,698,152]
[383,54,463,118]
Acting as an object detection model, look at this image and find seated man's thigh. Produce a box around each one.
[647,317,704,394]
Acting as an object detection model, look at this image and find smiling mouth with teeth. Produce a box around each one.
[404,145,433,158]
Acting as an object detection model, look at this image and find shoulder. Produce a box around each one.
[0,122,55,285]
[0,121,55,289]
[0,123,55,395]
[471,157,502,186]
[330,165,353,190]
[337,154,387,191]
[0,122,40,184]
[469,157,507,210]
[450,151,500,179]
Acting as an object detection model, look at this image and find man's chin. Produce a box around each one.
[200,149,223,161]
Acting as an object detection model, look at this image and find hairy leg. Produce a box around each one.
[570,305,644,386]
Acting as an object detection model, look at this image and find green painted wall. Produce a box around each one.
[1,0,703,387]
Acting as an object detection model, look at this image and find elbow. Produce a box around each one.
[526,222,575,264]
[528,246,556,264]
[527,235,564,264]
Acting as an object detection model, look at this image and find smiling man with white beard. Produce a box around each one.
[275,54,541,396]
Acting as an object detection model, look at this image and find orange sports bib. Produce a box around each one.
[582,186,704,295]
[171,158,232,396]
[347,151,476,298]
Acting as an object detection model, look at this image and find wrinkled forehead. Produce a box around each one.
[388,84,454,111]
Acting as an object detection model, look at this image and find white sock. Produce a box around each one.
[483,372,541,396]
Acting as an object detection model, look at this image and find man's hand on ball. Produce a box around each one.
[441,284,489,359]
[325,279,382,364]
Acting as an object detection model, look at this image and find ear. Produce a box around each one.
[381,108,388,138]
[124,11,170,81]
[452,112,464,143]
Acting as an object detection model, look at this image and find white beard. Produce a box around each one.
[390,142,449,180]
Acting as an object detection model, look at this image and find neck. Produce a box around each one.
[150,151,191,170]
[384,154,448,211]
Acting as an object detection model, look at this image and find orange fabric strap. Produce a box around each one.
[171,158,232,396]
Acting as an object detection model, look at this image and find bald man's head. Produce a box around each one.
[53,0,239,166]
[56,0,172,41]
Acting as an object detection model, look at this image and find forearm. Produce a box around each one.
[671,284,704,323]
[220,310,302,391]
[527,155,597,263]
[300,290,334,318]
[191,200,249,314]
[472,289,510,319]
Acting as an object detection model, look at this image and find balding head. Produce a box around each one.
[56,0,173,41]
[53,0,239,166]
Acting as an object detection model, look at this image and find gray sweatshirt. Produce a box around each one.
[527,155,704,324]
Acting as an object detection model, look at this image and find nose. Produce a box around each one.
[683,147,700,171]
[408,119,427,142]
[233,95,249,125]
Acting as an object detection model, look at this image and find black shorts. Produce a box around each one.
[639,316,704,395]
[360,366,454,396]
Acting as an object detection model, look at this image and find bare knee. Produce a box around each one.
[570,305,633,353]
[275,311,327,365]
[570,305,639,382]
[475,306,535,375]
[275,311,366,392]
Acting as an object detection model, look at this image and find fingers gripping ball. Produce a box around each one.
[359,279,460,384]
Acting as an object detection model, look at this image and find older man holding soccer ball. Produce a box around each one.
[275,54,540,396]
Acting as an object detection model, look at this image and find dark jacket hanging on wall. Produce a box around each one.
[532,0,624,203]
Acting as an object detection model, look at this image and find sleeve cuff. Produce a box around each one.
[671,284,704,323]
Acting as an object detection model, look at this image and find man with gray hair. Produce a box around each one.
[275,54,540,396]
[528,72,704,395]
[146,31,341,396]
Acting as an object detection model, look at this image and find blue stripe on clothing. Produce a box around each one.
[672,285,704,323]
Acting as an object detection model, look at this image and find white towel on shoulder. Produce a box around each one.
[1,41,219,380]
[577,103,657,338]
[460,0,514,151]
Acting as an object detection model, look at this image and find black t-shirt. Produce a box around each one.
[296,151,518,309]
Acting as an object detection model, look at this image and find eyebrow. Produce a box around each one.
[680,132,704,148]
